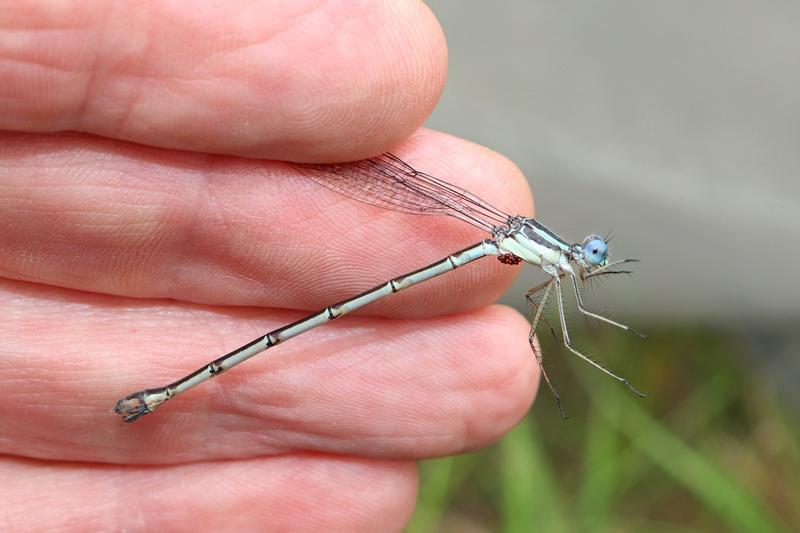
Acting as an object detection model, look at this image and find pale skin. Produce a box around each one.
[0,1,539,530]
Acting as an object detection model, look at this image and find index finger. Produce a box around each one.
[1,0,446,162]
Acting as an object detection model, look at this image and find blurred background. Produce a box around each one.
[409,2,800,531]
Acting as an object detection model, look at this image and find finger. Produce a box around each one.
[0,129,533,318]
[0,454,416,531]
[0,279,538,463]
[0,0,445,161]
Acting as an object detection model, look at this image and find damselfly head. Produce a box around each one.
[580,234,609,267]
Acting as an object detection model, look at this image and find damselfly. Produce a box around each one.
[114,153,643,422]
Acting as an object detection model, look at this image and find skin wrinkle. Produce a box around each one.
[188,0,324,56]
[196,9,302,68]
[72,3,107,129]
[1,53,76,75]
[71,7,168,133]
[152,161,220,298]
[196,163,299,296]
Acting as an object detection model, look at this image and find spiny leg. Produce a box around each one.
[526,278,556,299]
[526,280,560,342]
[530,265,633,294]
[581,258,639,281]
[582,260,639,285]
[527,278,564,342]
[570,273,645,339]
[538,311,561,344]
[554,277,646,397]
[526,280,568,419]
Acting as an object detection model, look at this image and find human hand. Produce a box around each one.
[0,1,538,529]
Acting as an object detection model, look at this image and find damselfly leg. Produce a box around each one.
[554,277,646,398]
[570,273,645,339]
[525,280,568,419]
[581,258,639,281]
[523,263,645,417]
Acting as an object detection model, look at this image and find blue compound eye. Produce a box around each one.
[581,235,608,265]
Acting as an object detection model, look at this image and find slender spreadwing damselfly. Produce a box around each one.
[114,153,643,422]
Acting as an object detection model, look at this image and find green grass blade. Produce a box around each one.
[577,405,620,530]
[578,368,789,533]
[500,416,569,533]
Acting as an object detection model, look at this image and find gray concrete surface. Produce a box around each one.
[425,1,800,323]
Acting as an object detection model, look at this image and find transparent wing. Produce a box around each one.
[290,153,510,232]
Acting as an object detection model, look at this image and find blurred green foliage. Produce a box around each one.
[407,327,799,532]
